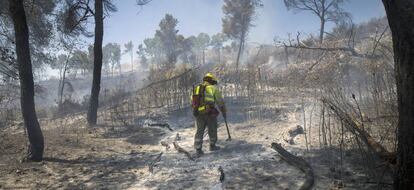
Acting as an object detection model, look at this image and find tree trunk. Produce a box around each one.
[382,1,414,189]
[319,0,326,44]
[87,0,104,125]
[319,17,325,44]
[284,46,289,67]
[235,32,244,70]
[59,57,70,106]
[202,49,205,64]
[9,0,44,161]
[131,52,133,72]
[235,32,245,97]
[218,48,221,65]
[119,62,122,75]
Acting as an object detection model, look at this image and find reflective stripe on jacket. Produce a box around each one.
[193,81,224,112]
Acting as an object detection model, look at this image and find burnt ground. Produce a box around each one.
[0,94,392,190]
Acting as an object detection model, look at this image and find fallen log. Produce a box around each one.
[148,123,173,131]
[148,152,163,173]
[322,98,396,164]
[271,143,314,190]
[173,141,194,161]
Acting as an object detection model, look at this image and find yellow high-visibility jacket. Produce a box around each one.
[192,81,225,113]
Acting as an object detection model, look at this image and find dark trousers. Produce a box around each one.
[194,114,218,150]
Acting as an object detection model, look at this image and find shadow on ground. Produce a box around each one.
[101,125,167,145]
[41,151,158,189]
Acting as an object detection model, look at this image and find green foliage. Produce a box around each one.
[136,44,148,68]
[155,14,181,69]
[70,50,93,73]
[58,0,117,36]
[103,43,121,74]
[179,36,197,65]
[222,0,261,40]
[195,33,210,50]
[124,41,134,56]
[0,0,57,78]
[143,36,162,61]
[211,33,227,50]
[222,0,261,68]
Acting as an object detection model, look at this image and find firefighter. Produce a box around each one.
[191,73,227,157]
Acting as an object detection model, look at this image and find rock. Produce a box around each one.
[288,125,304,137]
[175,133,181,141]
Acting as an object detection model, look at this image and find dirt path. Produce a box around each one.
[130,107,305,189]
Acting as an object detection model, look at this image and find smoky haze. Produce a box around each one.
[3,0,411,189]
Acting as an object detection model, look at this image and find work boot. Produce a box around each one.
[209,145,221,151]
[194,149,204,158]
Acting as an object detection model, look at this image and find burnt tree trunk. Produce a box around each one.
[59,56,70,106]
[9,0,44,161]
[130,51,133,72]
[202,49,205,64]
[318,3,325,45]
[271,143,314,190]
[382,0,414,189]
[87,0,104,125]
[218,47,221,65]
[235,31,245,70]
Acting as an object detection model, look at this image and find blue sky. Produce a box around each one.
[97,0,385,64]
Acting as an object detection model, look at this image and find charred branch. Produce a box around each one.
[322,98,396,165]
[148,123,173,131]
[173,141,194,161]
[271,143,314,190]
[281,32,383,60]
[148,152,163,173]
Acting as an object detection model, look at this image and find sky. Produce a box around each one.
[95,0,386,64]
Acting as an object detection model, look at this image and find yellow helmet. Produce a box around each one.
[204,72,218,83]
